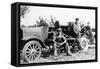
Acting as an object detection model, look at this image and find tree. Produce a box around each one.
[36,17,48,26]
[20,6,30,18]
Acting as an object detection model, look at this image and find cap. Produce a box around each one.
[76,18,79,20]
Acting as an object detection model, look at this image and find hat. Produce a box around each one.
[76,18,79,20]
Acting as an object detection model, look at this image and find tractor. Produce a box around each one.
[20,19,89,63]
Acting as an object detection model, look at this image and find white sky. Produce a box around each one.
[20,6,95,28]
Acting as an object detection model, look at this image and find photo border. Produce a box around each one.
[16,2,98,66]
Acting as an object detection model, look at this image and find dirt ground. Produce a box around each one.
[20,46,95,64]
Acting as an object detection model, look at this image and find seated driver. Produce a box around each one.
[73,18,81,38]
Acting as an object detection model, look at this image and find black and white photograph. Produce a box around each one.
[20,4,97,64]
[19,4,97,65]
[0,0,100,68]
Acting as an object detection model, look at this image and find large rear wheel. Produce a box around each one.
[22,40,41,63]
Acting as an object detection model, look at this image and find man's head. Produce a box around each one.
[87,22,90,26]
[57,27,62,38]
[55,20,60,28]
[75,18,79,24]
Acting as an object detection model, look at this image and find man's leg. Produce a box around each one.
[65,43,72,56]
[54,43,58,56]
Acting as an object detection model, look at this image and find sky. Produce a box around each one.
[20,5,95,28]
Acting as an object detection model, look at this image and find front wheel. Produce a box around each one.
[22,40,41,63]
[80,37,88,51]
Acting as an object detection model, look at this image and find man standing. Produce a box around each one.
[86,22,93,38]
[86,22,94,43]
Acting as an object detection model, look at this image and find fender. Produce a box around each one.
[23,38,46,48]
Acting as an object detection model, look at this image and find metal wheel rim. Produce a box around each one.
[81,40,87,48]
[23,41,41,63]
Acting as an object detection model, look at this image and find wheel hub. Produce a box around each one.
[82,40,86,47]
[31,49,36,54]
[23,41,41,63]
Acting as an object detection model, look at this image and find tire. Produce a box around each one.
[80,37,88,51]
[22,40,41,63]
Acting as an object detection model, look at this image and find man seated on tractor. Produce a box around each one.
[72,18,83,50]
[66,18,81,38]
[73,18,81,38]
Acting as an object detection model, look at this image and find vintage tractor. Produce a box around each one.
[20,20,89,63]
[61,22,89,53]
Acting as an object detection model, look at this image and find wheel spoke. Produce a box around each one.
[35,47,40,51]
[26,51,30,53]
[34,44,38,49]
[36,50,39,54]
[33,51,38,58]
[29,44,33,50]
[30,54,33,60]
[29,54,33,60]
[26,54,31,60]
[32,54,35,60]
[34,54,37,58]
[26,53,31,57]
[31,52,35,60]
[27,47,31,51]
[31,54,33,60]
[31,44,33,49]
[33,44,36,49]
[28,44,31,49]
[35,52,39,57]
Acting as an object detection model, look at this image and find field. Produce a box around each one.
[20,46,95,64]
